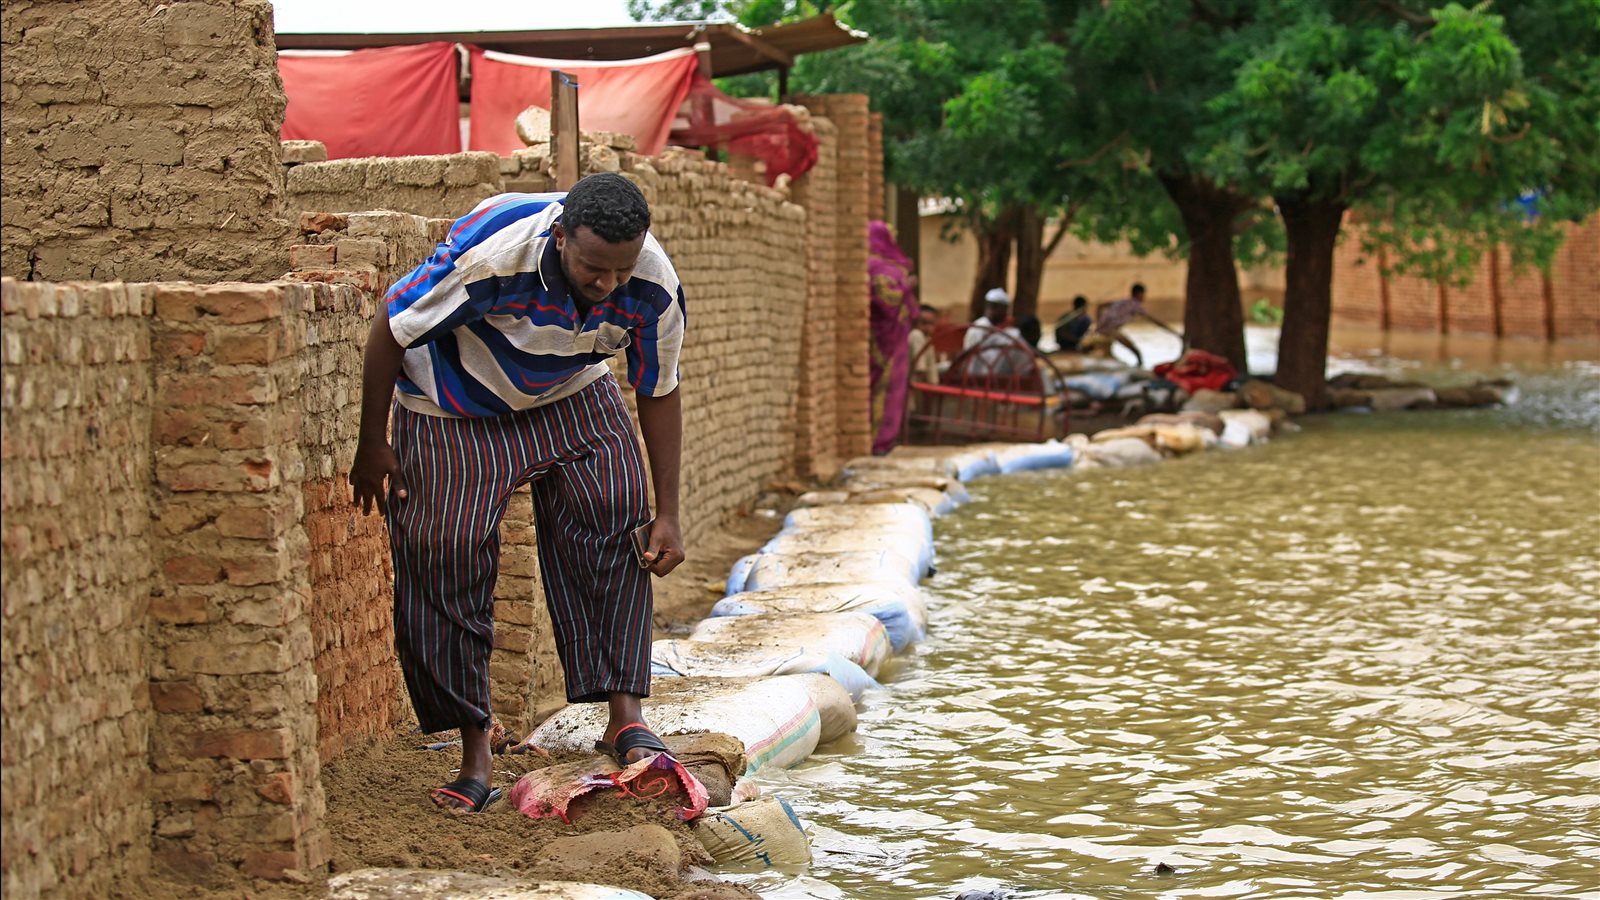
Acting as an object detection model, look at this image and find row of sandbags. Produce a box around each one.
[521,434,1269,874]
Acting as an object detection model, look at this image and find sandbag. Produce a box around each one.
[692,796,812,869]
[711,582,928,652]
[788,672,858,744]
[840,455,958,480]
[1151,422,1213,455]
[736,550,923,593]
[1083,437,1162,468]
[725,554,759,596]
[526,676,823,774]
[991,440,1076,474]
[329,870,654,899]
[1218,409,1272,442]
[687,611,892,678]
[1063,372,1125,401]
[651,642,878,700]
[759,525,934,580]
[846,486,961,516]
[784,504,933,547]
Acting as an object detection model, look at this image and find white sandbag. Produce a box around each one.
[1064,372,1125,400]
[1218,408,1272,443]
[846,486,961,516]
[1152,422,1213,455]
[737,550,923,593]
[784,504,933,552]
[945,449,1001,481]
[688,611,892,678]
[760,525,934,580]
[840,455,959,480]
[692,796,812,869]
[711,582,928,652]
[793,490,851,508]
[1083,437,1162,468]
[725,554,758,596]
[788,672,859,744]
[990,440,1076,473]
[651,642,878,700]
[329,869,654,899]
[527,676,822,774]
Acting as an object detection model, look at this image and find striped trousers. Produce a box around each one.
[387,375,654,734]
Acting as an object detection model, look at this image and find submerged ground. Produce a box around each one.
[740,347,1600,899]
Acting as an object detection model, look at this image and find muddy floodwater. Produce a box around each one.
[739,347,1600,899]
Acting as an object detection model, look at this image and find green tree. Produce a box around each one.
[1195,0,1600,405]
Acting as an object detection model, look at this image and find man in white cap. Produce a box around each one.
[962,287,1025,376]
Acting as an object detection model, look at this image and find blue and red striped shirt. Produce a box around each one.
[385,192,686,418]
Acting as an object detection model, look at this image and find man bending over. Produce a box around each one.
[349,173,687,812]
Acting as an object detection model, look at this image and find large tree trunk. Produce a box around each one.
[968,205,1020,320]
[1012,205,1045,321]
[1276,194,1348,410]
[1160,174,1248,371]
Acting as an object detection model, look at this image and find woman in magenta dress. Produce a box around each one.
[868,220,921,455]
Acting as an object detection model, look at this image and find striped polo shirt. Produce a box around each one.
[384,193,685,418]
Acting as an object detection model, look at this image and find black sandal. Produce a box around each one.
[594,723,672,766]
[429,777,502,813]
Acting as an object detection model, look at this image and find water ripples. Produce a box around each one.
[735,369,1599,899]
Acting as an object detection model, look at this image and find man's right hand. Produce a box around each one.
[349,439,405,515]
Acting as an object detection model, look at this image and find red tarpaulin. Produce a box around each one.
[280,43,461,159]
[669,73,819,186]
[468,47,699,157]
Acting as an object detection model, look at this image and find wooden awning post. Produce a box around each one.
[551,70,580,190]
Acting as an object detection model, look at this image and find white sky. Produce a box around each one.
[271,0,637,34]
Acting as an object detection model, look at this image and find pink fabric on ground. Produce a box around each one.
[510,752,710,823]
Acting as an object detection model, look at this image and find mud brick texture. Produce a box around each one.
[286,152,503,220]
[1,281,156,898]
[144,281,345,883]
[0,1,294,282]
[1333,214,1600,339]
[798,95,875,462]
[1,89,879,893]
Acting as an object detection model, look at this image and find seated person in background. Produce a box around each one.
[907,304,941,383]
[1017,314,1042,350]
[1093,282,1180,369]
[962,288,1025,377]
[1053,295,1092,352]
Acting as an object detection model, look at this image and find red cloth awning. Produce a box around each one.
[280,43,462,159]
[467,46,699,157]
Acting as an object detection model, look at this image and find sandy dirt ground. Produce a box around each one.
[118,507,789,899]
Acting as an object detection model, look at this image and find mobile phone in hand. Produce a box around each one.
[630,520,655,569]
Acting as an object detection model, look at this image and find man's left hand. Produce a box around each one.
[643,515,685,577]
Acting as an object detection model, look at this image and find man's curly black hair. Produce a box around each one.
[561,172,651,243]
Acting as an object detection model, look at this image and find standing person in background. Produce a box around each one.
[348,174,687,814]
[908,304,941,384]
[1053,295,1092,352]
[868,220,921,455]
[1093,282,1181,368]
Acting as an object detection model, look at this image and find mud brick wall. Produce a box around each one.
[798,95,874,461]
[284,211,468,746]
[286,152,503,221]
[1332,214,1600,340]
[0,0,294,282]
[867,112,885,223]
[1,281,155,898]
[789,118,843,479]
[1549,216,1600,339]
[145,282,339,882]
